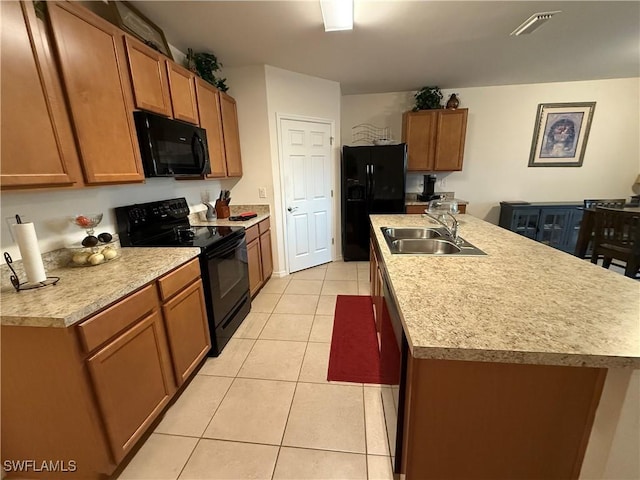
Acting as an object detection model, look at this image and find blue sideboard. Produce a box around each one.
[499,201,583,254]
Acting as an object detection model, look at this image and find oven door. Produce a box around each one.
[204,233,250,329]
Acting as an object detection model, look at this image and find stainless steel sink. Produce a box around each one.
[381,227,487,256]
[382,227,442,239]
[392,238,461,254]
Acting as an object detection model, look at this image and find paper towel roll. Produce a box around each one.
[14,222,47,283]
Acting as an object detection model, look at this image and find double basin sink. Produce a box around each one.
[382,227,487,256]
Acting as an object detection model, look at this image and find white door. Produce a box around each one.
[280,118,333,273]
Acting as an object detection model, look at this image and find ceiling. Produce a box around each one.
[132,1,640,95]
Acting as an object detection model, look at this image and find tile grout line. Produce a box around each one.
[362,384,370,480]
[175,436,201,480]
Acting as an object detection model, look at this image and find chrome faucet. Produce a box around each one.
[424,211,460,244]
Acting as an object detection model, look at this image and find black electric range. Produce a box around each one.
[115,198,251,356]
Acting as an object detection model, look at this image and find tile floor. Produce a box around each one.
[117,261,396,480]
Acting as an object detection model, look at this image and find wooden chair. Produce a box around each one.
[583,199,626,209]
[576,199,627,259]
[590,207,640,278]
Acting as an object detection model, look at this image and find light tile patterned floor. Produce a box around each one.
[117,260,395,480]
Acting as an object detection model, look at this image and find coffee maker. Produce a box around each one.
[417,174,440,202]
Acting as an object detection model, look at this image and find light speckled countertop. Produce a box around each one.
[0,248,200,328]
[405,198,468,206]
[189,204,269,229]
[370,214,640,368]
[405,192,468,206]
[190,213,269,229]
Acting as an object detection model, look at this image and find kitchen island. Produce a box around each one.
[369,214,639,479]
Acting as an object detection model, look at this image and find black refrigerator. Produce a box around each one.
[341,144,407,261]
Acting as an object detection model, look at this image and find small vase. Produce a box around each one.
[446,94,459,109]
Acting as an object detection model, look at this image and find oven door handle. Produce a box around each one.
[206,235,245,259]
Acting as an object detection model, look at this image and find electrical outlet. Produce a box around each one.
[258,187,267,199]
[439,178,447,189]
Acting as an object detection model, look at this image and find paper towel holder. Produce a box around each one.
[3,252,59,292]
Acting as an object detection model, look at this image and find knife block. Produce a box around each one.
[215,203,230,219]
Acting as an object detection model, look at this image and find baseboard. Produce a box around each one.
[272,269,289,278]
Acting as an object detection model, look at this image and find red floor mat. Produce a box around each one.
[327,295,398,384]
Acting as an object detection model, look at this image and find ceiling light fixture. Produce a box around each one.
[320,0,353,32]
[510,11,561,36]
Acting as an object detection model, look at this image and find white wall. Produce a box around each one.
[222,65,271,207]
[342,78,640,224]
[264,66,342,272]
[211,65,341,275]
[0,178,224,260]
[581,369,640,479]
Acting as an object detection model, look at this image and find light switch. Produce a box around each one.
[258,187,267,198]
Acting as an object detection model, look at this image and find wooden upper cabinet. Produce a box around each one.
[1,1,81,188]
[403,108,468,172]
[403,110,437,171]
[195,79,227,177]
[124,36,172,117]
[166,62,199,125]
[47,1,145,185]
[220,92,243,177]
[434,109,468,171]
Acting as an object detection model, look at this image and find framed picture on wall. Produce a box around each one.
[528,102,596,167]
[110,1,173,60]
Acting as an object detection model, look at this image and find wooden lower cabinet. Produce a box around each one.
[247,237,262,296]
[162,279,211,386]
[87,310,173,462]
[259,229,273,280]
[401,357,606,479]
[0,259,209,479]
[369,239,383,333]
[246,218,274,297]
[405,203,466,214]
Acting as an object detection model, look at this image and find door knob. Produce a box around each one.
[287,206,298,212]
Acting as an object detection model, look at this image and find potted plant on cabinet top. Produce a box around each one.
[413,86,443,110]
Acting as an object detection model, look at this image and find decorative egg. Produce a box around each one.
[82,235,99,247]
[72,252,90,265]
[98,232,113,243]
[88,253,105,265]
[102,247,117,260]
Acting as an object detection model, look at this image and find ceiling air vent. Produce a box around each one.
[510,11,561,36]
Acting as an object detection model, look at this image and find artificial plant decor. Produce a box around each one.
[413,86,443,111]
[185,49,229,92]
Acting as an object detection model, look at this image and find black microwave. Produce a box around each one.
[133,111,210,177]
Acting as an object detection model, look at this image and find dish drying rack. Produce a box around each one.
[351,124,392,145]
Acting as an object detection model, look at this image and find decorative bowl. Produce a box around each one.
[67,236,120,267]
[71,213,103,229]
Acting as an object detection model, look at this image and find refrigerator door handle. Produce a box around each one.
[370,164,375,200]
[365,164,370,197]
